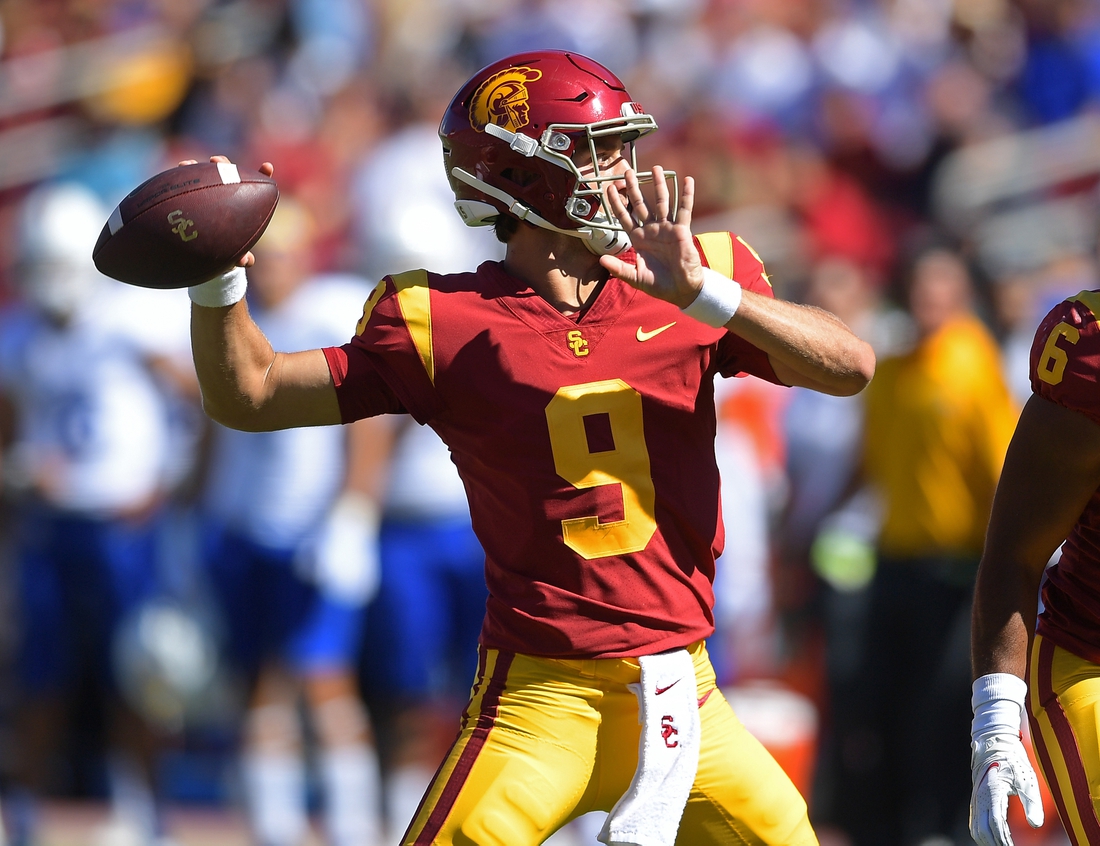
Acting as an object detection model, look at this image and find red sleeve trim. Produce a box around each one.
[323,345,348,387]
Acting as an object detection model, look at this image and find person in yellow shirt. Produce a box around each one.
[839,246,1018,846]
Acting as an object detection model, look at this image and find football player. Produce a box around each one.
[0,182,194,846]
[970,288,1100,846]
[186,50,875,845]
[198,199,385,846]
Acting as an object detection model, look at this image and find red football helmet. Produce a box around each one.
[439,50,676,255]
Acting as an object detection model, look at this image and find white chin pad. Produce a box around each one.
[584,228,630,256]
[582,213,631,256]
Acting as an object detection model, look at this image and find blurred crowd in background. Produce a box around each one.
[2,0,1100,845]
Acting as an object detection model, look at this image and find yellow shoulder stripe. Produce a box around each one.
[696,232,735,279]
[392,269,434,385]
[1070,290,1100,321]
[355,280,387,336]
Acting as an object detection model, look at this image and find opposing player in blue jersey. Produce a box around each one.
[198,199,385,846]
[0,182,195,846]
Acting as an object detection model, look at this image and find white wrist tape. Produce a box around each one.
[971,673,1028,741]
[188,265,248,308]
[681,267,743,328]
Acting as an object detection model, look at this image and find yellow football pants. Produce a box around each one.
[400,640,817,845]
[1028,633,1100,845]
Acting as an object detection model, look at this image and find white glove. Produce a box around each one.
[970,673,1045,846]
[297,492,381,605]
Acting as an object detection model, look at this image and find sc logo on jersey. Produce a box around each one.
[167,209,197,242]
[567,330,589,357]
[469,66,543,133]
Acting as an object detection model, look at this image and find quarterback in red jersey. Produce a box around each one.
[188,51,874,846]
[971,290,1100,846]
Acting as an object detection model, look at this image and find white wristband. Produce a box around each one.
[188,265,248,308]
[971,673,1028,741]
[681,267,742,328]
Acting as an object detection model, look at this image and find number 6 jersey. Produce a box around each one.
[323,232,779,659]
[1031,290,1100,664]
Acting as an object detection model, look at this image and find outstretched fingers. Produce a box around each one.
[176,156,275,178]
[651,165,670,222]
[621,168,649,223]
[677,175,694,231]
[606,182,635,232]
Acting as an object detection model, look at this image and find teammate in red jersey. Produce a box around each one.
[970,290,1100,846]
[187,51,874,846]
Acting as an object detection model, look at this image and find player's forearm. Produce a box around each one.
[191,299,278,428]
[971,554,1036,680]
[729,290,876,396]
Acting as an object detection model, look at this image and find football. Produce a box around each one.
[92,161,279,289]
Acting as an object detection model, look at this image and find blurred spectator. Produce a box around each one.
[779,257,911,593]
[1016,0,1095,124]
[840,246,1019,846]
[773,256,908,833]
[349,77,500,282]
[0,181,194,846]
[471,0,639,72]
[198,200,384,846]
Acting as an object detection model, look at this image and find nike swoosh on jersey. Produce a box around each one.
[636,321,676,342]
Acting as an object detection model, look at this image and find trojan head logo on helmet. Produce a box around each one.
[470,67,543,133]
[439,50,677,256]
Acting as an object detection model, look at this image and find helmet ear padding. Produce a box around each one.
[500,167,541,188]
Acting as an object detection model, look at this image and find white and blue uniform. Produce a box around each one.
[0,284,190,693]
[362,421,487,699]
[200,275,375,673]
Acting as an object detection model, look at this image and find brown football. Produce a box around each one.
[92,162,279,289]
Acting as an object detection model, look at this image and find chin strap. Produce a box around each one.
[450,167,630,256]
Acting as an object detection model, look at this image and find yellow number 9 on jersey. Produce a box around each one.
[545,379,657,559]
[1036,321,1080,386]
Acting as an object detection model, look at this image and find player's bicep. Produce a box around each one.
[247,348,342,431]
[985,394,1100,568]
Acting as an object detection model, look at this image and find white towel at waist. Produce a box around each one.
[599,648,701,846]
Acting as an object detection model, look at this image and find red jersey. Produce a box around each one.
[1031,291,1100,663]
[324,232,780,658]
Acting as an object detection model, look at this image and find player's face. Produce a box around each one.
[573,135,632,223]
[573,136,628,181]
